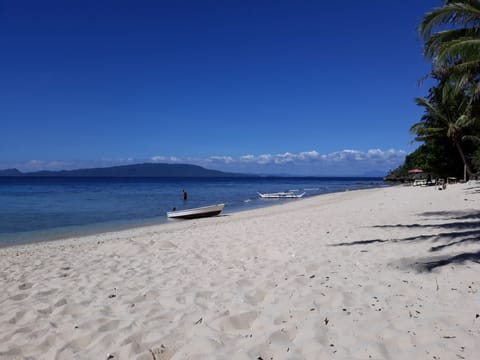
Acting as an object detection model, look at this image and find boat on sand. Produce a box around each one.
[257,191,305,199]
[167,204,224,219]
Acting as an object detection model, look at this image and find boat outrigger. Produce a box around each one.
[167,204,224,219]
[257,191,305,199]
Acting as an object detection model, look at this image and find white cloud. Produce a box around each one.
[4,148,407,176]
[151,156,182,163]
[150,149,406,175]
[207,156,235,164]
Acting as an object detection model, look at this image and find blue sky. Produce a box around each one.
[1,0,439,176]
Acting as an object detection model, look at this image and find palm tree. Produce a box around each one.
[419,0,480,93]
[414,1,480,177]
[410,82,476,177]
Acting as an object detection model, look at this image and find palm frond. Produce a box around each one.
[424,28,472,58]
[462,134,480,142]
[415,97,450,124]
[444,58,480,73]
[411,126,448,141]
[419,2,480,39]
[436,37,480,64]
[472,81,480,98]
[456,113,475,127]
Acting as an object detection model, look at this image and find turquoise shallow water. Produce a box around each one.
[0,176,386,246]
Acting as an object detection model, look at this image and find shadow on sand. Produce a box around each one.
[331,210,480,272]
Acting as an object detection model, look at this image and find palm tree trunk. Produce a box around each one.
[454,141,473,179]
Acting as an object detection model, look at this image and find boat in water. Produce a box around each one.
[167,204,224,219]
[257,191,306,199]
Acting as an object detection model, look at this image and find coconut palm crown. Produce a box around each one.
[410,1,480,178]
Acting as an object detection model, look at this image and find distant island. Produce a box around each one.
[0,163,252,178]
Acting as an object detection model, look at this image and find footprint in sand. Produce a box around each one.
[98,319,120,332]
[243,288,266,305]
[236,278,255,288]
[18,282,33,290]
[194,291,214,309]
[268,329,294,345]
[8,310,26,324]
[155,240,177,250]
[54,298,68,307]
[55,334,95,358]
[37,306,53,316]
[215,310,259,333]
[36,289,57,297]
[10,293,29,301]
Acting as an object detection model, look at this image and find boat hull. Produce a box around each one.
[257,192,305,199]
[167,204,224,219]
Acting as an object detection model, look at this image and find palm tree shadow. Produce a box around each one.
[331,209,480,272]
[413,251,480,272]
[418,210,480,220]
[464,186,480,195]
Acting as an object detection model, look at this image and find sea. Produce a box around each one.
[0,176,387,247]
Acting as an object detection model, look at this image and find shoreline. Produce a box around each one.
[0,182,387,249]
[1,183,479,359]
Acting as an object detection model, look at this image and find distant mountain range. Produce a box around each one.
[0,163,252,178]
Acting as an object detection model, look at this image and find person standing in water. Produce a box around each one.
[183,190,188,201]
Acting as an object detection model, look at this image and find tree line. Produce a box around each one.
[389,0,480,180]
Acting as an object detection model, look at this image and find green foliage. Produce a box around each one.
[398,0,480,179]
[388,141,464,179]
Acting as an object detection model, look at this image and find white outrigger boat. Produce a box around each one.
[257,191,306,199]
[167,204,224,219]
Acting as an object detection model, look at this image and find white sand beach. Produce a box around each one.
[1,183,480,360]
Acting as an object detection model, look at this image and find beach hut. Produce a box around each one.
[408,169,428,186]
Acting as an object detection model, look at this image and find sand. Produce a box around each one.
[1,182,479,360]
